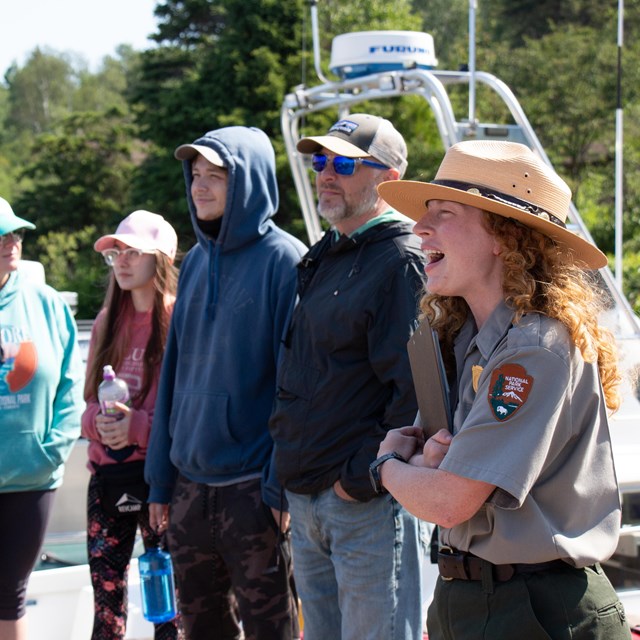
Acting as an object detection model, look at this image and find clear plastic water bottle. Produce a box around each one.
[97,364,135,461]
[138,546,177,623]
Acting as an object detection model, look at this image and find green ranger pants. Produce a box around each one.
[427,562,631,639]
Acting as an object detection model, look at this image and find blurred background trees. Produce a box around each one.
[1,0,638,318]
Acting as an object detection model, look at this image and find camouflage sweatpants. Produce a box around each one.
[166,475,300,640]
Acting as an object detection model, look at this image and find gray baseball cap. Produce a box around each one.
[297,113,408,177]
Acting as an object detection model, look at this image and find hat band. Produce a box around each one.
[431,180,566,228]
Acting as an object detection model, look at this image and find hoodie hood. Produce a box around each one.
[180,126,279,253]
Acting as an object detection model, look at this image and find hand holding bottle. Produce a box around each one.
[96,402,132,450]
[97,365,136,461]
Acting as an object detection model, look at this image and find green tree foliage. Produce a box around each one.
[152,0,227,45]
[130,0,310,241]
[411,0,469,69]
[317,0,420,50]
[0,84,8,128]
[482,0,617,46]
[29,226,107,319]
[624,103,640,247]
[14,109,136,237]
[72,47,135,114]
[500,26,617,182]
[3,49,77,138]
[1,0,640,314]
[0,84,11,198]
[622,251,640,315]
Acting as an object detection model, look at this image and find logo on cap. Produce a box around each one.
[329,119,359,136]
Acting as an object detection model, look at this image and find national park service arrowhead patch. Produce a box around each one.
[488,363,533,421]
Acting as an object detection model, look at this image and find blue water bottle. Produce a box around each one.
[138,545,177,623]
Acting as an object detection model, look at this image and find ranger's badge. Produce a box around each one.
[488,363,533,421]
[472,365,483,392]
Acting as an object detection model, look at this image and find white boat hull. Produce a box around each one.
[26,561,154,640]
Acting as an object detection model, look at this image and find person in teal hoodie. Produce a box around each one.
[0,196,84,639]
[145,126,306,640]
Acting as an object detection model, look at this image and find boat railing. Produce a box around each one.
[281,56,640,335]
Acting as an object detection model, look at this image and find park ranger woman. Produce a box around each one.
[373,140,631,639]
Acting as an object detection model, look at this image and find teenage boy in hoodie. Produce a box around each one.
[145,126,306,640]
[268,114,427,640]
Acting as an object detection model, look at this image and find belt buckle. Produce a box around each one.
[438,545,461,581]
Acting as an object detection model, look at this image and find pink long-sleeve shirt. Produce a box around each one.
[81,304,173,471]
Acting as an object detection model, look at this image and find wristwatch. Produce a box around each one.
[369,452,407,494]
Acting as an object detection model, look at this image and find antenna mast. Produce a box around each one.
[468,0,478,129]
[309,0,330,84]
[614,0,624,290]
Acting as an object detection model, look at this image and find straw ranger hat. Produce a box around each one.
[377,140,607,269]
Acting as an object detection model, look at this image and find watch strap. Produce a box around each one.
[369,451,407,494]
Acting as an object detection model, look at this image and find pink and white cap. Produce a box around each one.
[94,210,178,261]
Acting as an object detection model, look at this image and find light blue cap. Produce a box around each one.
[0,197,36,235]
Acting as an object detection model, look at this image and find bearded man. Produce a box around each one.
[268,114,428,640]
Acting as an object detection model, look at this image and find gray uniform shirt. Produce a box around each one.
[439,301,621,567]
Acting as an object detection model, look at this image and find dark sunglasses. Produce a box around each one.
[311,153,389,176]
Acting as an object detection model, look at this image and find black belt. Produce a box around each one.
[437,547,568,582]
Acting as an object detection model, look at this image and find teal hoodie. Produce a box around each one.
[145,126,306,508]
[0,271,84,492]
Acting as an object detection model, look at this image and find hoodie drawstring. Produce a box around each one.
[207,241,221,320]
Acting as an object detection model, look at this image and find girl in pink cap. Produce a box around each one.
[81,210,182,639]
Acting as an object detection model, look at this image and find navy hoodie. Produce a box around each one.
[145,127,306,508]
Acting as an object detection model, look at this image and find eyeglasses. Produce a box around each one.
[0,229,25,247]
[101,248,154,266]
[311,153,389,176]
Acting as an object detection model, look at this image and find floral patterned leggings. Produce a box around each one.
[87,473,183,639]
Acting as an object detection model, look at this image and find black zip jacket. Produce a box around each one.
[269,219,427,502]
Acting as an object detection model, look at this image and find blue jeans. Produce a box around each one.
[286,487,424,640]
